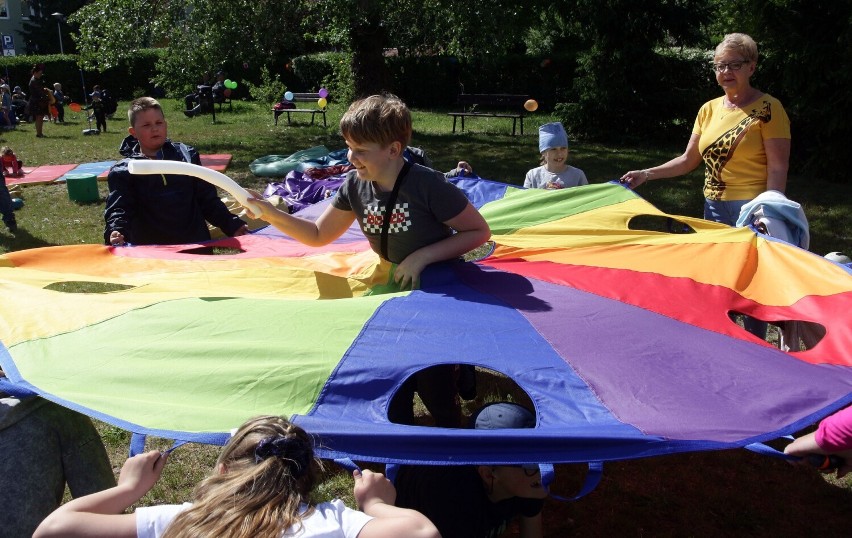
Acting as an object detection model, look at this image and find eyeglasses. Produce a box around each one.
[515,464,540,477]
[712,61,749,73]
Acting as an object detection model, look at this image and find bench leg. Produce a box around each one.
[520,117,524,136]
[452,116,457,133]
[512,118,516,136]
[461,116,465,132]
[322,111,327,127]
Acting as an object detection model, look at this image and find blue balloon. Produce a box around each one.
[11,198,24,210]
[284,91,294,101]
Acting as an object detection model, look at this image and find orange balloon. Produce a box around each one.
[69,102,82,112]
[524,99,538,112]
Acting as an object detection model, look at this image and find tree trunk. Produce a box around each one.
[350,0,391,98]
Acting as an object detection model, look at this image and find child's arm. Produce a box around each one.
[394,202,490,289]
[784,430,852,478]
[246,190,356,246]
[353,470,441,538]
[34,450,167,538]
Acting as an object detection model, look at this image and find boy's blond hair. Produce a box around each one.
[127,97,164,127]
[339,94,412,148]
[1,146,13,156]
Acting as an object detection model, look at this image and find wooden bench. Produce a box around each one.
[272,93,328,127]
[216,96,232,112]
[448,93,530,135]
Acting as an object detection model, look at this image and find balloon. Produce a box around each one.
[318,87,329,99]
[228,80,238,89]
[69,102,82,112]
[224,79,232,87]
[317,97,327,108]
[127,161,262,217]
[284,91,294,101]
[524,99,539,112]
[11,198,24,210]
[224,88,232,98]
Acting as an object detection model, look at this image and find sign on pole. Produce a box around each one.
[2,34,16,56]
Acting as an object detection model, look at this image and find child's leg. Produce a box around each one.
[0,177,17,231]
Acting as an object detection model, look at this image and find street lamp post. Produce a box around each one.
[52,12,65,55]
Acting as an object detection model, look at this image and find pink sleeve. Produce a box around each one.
[815,406,852,452]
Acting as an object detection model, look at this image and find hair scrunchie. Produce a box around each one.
[254,436,311,477]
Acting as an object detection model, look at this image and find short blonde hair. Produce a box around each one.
[339,94,412,148]
[715,33,759,63]
[127,97,163,127]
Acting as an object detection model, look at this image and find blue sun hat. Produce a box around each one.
[538,122,569,153]
[471,402,536,429]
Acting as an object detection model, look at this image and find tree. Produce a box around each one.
[559,0,713,142]
[69,0,308,95]
[19,0,92,55]
[718,0,852,177]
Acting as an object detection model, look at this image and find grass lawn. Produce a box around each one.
[2,100,851,536]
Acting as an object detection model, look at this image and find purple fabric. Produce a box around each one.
[263,170,346,214]
[468,272,852,442]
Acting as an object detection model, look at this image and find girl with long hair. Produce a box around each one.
[35,415,440,538]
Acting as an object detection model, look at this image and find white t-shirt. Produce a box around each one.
[523,165,588,189]
[136,499,373,538]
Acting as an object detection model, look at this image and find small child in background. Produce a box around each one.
[1,146,23,177]
[87,90,107,132]
[523,122,588,189]
[52,83,65,123]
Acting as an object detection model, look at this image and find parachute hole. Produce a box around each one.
[727,311,826,351]
[628,215,696,234]
[44,281,136,293]
[389,365,534,427]
[176,246,246,255]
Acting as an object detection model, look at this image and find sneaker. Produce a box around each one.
[6,222,17,234]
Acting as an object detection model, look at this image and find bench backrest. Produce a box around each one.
[283,93,327,110]
[457,93,529,110]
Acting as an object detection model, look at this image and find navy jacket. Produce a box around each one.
[103,136,245,245]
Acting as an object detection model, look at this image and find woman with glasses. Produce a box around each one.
[620,33,791,228]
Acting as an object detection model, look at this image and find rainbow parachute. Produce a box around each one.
[1,181,851,468]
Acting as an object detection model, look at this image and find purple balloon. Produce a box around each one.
[318,88,329,99]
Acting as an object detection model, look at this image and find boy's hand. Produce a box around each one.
[244,189,273,220]
[232,224,249,237]
[394,253,427,290]
[457,161,473,174]
[109,231,126,246]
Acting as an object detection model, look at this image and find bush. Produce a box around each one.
[245,66,287,104]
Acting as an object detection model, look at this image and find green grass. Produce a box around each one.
[5,101,852,536]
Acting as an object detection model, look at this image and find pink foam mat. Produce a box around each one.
[6,164,78,186]
[3,155,234,185]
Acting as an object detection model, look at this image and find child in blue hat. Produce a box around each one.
[524,122,588,189]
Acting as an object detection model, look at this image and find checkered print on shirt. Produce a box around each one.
[363,202,411,234]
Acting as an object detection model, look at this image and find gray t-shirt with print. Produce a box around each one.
[332,163,469,263]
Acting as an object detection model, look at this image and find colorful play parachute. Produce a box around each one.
[1,180,851,470]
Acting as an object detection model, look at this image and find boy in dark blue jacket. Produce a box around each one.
[103,97,247,245]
